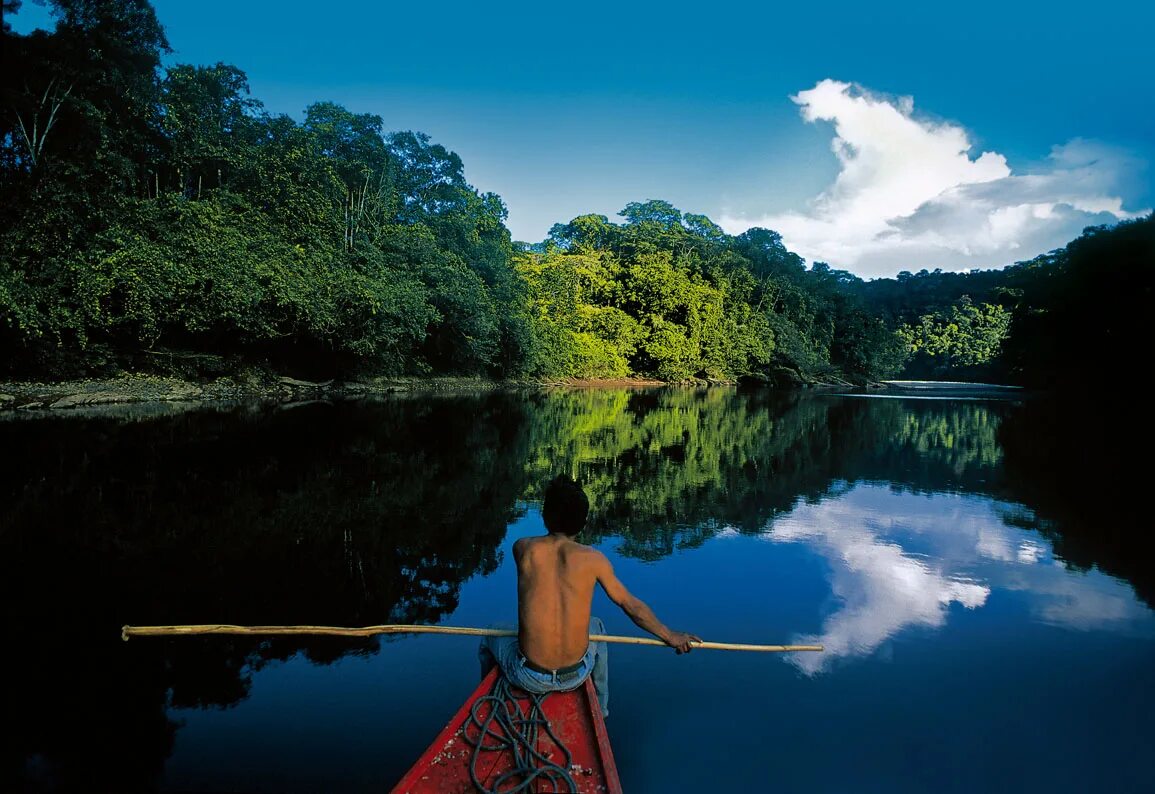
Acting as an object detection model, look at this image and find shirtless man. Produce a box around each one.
[480,476,700,717]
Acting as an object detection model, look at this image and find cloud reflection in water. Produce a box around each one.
[750,484,1153,674]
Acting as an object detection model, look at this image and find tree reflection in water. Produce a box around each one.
[1,386,1148,789]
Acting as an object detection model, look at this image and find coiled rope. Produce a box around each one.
[462,675,579,793]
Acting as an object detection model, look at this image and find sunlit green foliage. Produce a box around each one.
[0,0,908,387]
[520,201,918,382]
[896,297,1012,378]
[2,1,1148,386]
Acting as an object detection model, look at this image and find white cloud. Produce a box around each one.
[720,80,1148,277]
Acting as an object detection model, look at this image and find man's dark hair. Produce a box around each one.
[542,475,589,536]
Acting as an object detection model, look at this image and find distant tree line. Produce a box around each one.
[2,0,1151,386]
[856,215,1154,386]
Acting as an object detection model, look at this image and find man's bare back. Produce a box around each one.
[515,532,700,670]
[515,535,601,668]
[478,476,697,719]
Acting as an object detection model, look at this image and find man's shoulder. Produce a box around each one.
[569,541,608,565]
[516,536,607,566]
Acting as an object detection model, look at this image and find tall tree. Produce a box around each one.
[159,63,262,197]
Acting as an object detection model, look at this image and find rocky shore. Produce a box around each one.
[0,372,722,413]
[0,372,531,413]
[0,367,887,415]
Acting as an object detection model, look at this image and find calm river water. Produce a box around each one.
[3,386,1152,792]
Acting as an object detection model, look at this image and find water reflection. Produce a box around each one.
[522,388,1014,560]
[2,387,1151,791]
[762,484,1154,674]
[1,396,531,790]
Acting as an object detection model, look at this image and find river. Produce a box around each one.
[3,386,1152,792]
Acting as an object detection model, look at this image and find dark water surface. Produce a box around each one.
[3,387,1152,792]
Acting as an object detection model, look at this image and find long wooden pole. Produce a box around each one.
[122,624,823,653]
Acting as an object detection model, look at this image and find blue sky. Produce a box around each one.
[11,0,1154,277]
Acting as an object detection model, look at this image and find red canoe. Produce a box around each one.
[391,668,623,793]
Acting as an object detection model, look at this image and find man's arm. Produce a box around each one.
[594,553,701,654]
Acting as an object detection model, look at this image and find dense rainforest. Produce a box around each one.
[2,0,1152,387]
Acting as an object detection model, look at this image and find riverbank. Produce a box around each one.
[0,372,684,412]
[0,367,896,413]
[0,373,527,412]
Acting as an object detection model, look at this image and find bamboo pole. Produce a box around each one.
[122,624,822,653]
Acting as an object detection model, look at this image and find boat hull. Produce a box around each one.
[391,668,622,793]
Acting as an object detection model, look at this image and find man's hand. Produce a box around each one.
[665,631,702,654]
